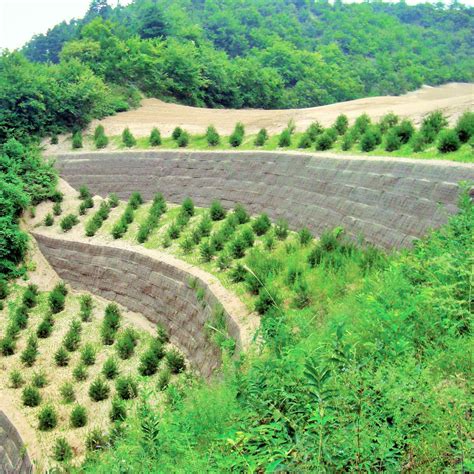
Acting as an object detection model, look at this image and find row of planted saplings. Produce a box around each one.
[65,110,473,154]
[0,282,185,464]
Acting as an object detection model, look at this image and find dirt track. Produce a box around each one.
[90,82,473,137]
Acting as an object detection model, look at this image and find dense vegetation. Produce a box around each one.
[19,0,474,110]
[71,190,472,472]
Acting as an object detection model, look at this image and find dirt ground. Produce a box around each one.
[88,82,473,137]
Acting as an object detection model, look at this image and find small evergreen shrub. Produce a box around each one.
[60,382,76,403]
[81,343,96,366]
[156,323,169,344]
[157,368,171,391]
[275,219,289,240]
[177,131,190,147]
[110,397,127,422]
[252,213,271,236]
[341,132,354,151]
[95,132,109,149]
[385,128,402,152]
[53,437,73,462]
[293,278,312,309]
[50,134,59,145]
[396,119,415,144]
[315,131,335,151]
[37,315,54,338]
[44,213,54,226]
[210,200,226,221]
[122,127,136,147]
[32,371,47,388]
[353,114,371,134]
[241,228,255,248]
[298,227,313,246]
[278,128,291,147]
[254,128,268,146]
[0,279,8,300]
[199,241,215,262]
[165,349,186,374]
[49,287,66,313]
[0,335,16,356]
[9,369,24,388]
[217,252,232,271]
[22,284,38,308]
[437,129,461,153]
[420,110,448,143]
[89,377,110,401]
[149,127,162,146]
[411,132,427,152]
[206,125,220,146]
[85,429,108,451]
[115,376,138,400]
[38,405,57,431]
[54,346,70,366]
[79,185,92,200]
[70,404,87,428]
[60,214,79,232]
[334,114,349,135]
[63,319,82,351]
[181,197,195,217]
[455,111,474,142]
[229,236,246,259]
[116,328,138,359]
[80,294,93,321]
[230,263,247,283]
[20,334,38,367]
[255,287,281,315]
[73,363,88,382]
[72,131,83,149]
[108,193,119,208]
[229,122,244,147]
[306,121,323,141]
[180,236,194,254]
[139,348,160,376]
[102,357,119,379]
[360,128,379,152]
[234,204,250,224]
[50,190,64,203]
[14,305,29,329]
[172,127,183,140]
[298,133,312,148]
[378,112,399,133]
[53,202,62,216]
[22,386,41,407]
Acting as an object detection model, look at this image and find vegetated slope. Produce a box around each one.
[23,0,474,109]
[88,83,474,137]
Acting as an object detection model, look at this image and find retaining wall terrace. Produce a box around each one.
[0,411,32,474]
[33,233,250,378]
[54,151,474,248]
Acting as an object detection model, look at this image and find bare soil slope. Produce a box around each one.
[90,83,473,137]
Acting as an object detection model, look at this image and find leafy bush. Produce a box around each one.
[44,212,54,226]
[9,369,24,388]
[60,213,79,232]
[297,133,312,149]
[396,119,415,144]
[81,343,96,366]
[254,128,268,146]
[306,121,323,141]
[384,128,402,151]
[165,349,186,374]
[278,128,291,147]
[229,122,244,147]
[110,397,127,422]
[102,357,119,379]
[199,241,215,262]
[177,131,190,147]
[60,382,76,403]
[437,129,461,153]
[22,284,38,308]
[420,110,448,143]
[89,377,110,401]
[210,200,226,221]
[334,114,349,135]
[37,314,54,338]
[378,112,399,133]
[54,346,70,366]
[122,127,136,147]
[22,386,41,407]
[252,213,271,236]
[53,437,73,462]
[315,130,335,151]
[70,404,87,428]
[63,319,81,351]
[455,111,474,143]
[149,127,162,146]
[139,347,160,376]
[116,328,138,359]
[95,130,109,149]
[206,125,220,146]
[172,127,183,140]
[49,287,65,313]
[115,376,138,400]
[72,131,83,149]
[411,132,427,152]
[73,363,88,382]
[353,113,371,134]
[38,405,57,431]
[360,128,380,152]
[20,334,38,366]
[181,197,195,217]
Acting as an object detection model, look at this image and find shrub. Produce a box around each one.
[60,382,76,404]
[60,213,79,232]
[73,363,88,382]
[298,133,312,149]
[79,294,93,322]
[38,406,57,431]
[32,371,47,388]
[37,315,54,338]
[85,428,108,452]
[72,131,82,149]
[217,252,232,271]
[177,131,190,147]
[115,376,138,400]
[128,192,143,209]
[252,213,271,236]
[254,128,268,146]
[437,129,461,153]
[21,335,38,367]
[9,370,24,388]
[229,122,244,147]
[233,204,249,224]
[411,132,427,152]
[53,202,62,216]
[149,127,162,146]
[63,319,82,351]
[89,377,110,401]
[274,219,289,240]
[0,335,16,356]
[79,185,92,200]
[455,111,474,143]
[108,193,119,208]
[200,241,215,262]
[95,131,109,149]
[385,128,402,152]
[166,349,186,374]
[353,114,371,134]
[293,278,312,309]
[50,134,59,145]
[315,131,335,151]
[278,128,291,147]
[116,328,138,359]
[81,343,96,366]
[54,346,70,367]
[51,190,64,203]
[306,121,323,141]
[334,114,349,135]
[22,284,38,308]
[378,112,399,133]
[396,119,415,144]
[229,236,246,259]
[157,368,171,391]
[44,213,54,226]
[241,228,255,248]
[110,397,127,422]
[206,125,220,146]
[22,386,41,407]
[360,128,379,152]
[420,111,448,143]
[102,357,119,379]
[49,288,65,314]
[104,304,121,330]
[196,214,212,238]
[53,437,73,462]
[70,404,87,428]
[122,127,136,147]
[181,197,195,217]
[14,305,29,329]
[172,126,183,140]
[139,348,160,376]
[156,323,169,344]
[210,200,226,221]
[255,287,281,315]
[0,280,8,300]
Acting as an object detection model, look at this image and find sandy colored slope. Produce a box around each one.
[90,82,473,137]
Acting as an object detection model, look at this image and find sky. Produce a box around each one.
[0,0,473,51]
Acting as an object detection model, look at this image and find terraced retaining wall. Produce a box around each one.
[0,411,32,474]
[55,151,474,248]
[33,233,247,378]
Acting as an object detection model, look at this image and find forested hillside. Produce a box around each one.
[23,0,474,109]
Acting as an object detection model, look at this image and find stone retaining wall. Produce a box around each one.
[33,234,246,377]
[0,411,32,474]
[54,151,474,248]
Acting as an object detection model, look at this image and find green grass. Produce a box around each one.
[102,131,474,163]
